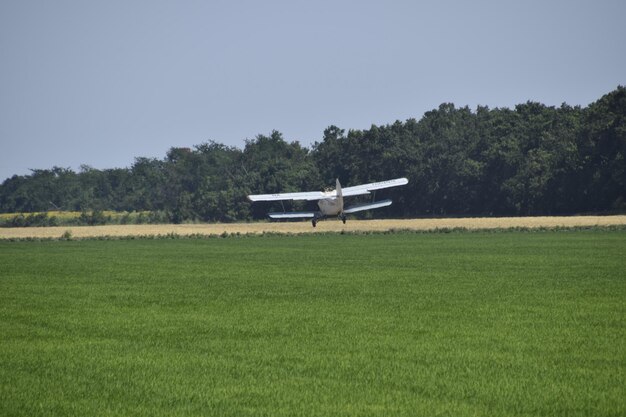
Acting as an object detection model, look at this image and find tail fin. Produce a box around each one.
[336,179,344,212]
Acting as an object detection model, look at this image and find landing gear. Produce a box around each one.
[340,213,347,224]
[311,212,322,227]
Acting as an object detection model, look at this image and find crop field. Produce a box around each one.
[1,230,625,416]
[1,214,626,239]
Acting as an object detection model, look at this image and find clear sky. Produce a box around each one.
[1,0,625,181]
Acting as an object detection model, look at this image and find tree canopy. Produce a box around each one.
[2,87,624,222]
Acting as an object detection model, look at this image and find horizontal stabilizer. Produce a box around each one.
[343,199,392,214]
[268,211,316,219]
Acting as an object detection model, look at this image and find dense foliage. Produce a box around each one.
[1,87,624,222]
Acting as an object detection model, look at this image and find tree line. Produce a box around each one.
[1,86,624,223]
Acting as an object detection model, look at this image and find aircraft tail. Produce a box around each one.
[336,179,344,212]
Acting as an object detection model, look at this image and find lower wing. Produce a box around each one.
[343,199,392,214]
[268,211,317,219]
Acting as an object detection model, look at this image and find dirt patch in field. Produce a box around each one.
[1,215,625,239]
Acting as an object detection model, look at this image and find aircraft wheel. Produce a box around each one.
[312,219,317,227]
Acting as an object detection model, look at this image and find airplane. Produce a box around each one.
[247,177,408,227]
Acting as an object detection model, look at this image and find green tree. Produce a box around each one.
[243,131,321,219]
[578,86,626,212]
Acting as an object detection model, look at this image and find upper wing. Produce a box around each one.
[341,177,408,197]
[247,191,326,202]
[247,177,408,201]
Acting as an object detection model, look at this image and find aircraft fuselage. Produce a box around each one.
[317,179,344,216]
[318,197,343,216]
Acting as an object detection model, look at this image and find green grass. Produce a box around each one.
[0,231,624,416]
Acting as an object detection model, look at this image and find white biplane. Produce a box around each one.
[247,177,408,227]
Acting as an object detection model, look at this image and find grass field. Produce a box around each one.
[1,231,625,416]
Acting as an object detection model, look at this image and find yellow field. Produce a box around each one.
[1,215,625,239]
[0,211,149,221]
